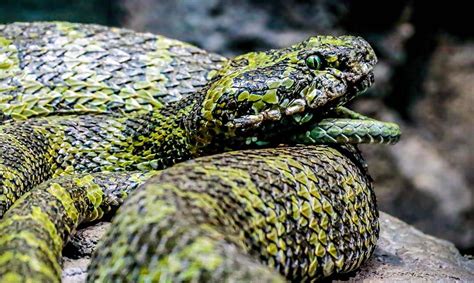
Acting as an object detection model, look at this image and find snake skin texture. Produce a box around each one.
[0,172,153,282]
[89,146,377,282]
[0,22,399,217]
[0,22,226,118]
[0,22,400,282]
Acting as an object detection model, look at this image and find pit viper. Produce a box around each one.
[0,22,400,282]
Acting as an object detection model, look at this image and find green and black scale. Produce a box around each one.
[0,22,400,282]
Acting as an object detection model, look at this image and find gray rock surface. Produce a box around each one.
[61,212,474,282]
[62,258,89,283]
[336,213,474,282]
[63,222,111,259]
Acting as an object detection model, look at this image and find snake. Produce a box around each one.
[0,22,400,282]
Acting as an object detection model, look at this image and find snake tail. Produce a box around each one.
[296,118,401,145]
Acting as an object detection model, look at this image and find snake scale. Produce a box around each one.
[0,22,400,282]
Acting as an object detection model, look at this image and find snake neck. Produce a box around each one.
[180,92,246,156]
[116,92,228,169]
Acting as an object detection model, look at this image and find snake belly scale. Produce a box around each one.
[0,22,400,282]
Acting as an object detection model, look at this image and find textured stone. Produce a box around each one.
[62,258,89,283]
[61,222,111,283]
[336,213,474,281]
[61,213,474,282]
[63,222,112,259]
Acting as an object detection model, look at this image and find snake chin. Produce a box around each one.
[228,68,376,132]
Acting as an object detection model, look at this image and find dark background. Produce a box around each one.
[1,0,472,255]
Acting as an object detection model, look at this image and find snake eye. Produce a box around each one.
[305,55,324,70]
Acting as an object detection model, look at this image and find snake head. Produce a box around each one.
[190,35,377,148]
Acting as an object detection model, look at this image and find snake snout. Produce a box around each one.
[349,36,377,71]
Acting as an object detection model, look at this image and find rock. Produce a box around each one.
[63,222,111,259]
[61,213,474,282]
[358,119,473,253]
[62,258,90,283]
[61,221,111,283]
[336,213,474,281]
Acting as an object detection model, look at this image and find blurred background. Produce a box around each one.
[0,0,472,255]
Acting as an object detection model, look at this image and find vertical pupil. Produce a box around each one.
[307,56,320,69]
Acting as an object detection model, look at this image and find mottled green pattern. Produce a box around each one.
[294,108,401,144]
[0,22,225,119]
[89,146,377,282]
[0,171,152,282]
[0,109,196,216]
[0,22,400,282]
[0,22,400,217]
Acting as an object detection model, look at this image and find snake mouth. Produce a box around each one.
[279,71,377,124]
[230,69,400,146]
[229,71,376,131]
[285,71,401,145]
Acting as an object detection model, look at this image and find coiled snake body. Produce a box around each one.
[0,22,400,282]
